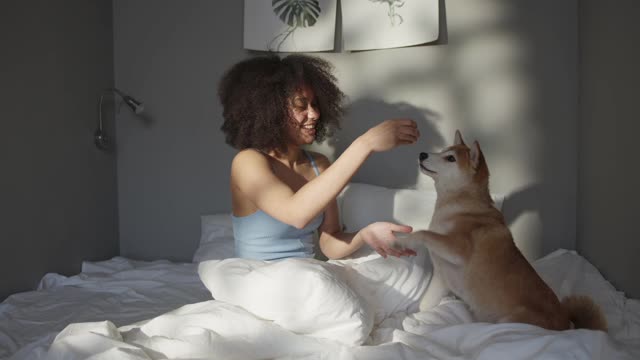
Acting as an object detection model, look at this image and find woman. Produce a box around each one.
[219,54,420,261]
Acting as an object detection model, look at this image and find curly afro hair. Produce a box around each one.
[218,54,345,152]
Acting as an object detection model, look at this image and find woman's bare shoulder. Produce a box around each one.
[231,149,271,175]
[233,148,267,164]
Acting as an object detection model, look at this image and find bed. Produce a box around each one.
[2,183,639,360]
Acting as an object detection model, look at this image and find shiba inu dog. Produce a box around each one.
[407,130,607,331]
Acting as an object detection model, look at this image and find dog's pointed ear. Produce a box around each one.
[454,130,465,146]
[470,140,488,173]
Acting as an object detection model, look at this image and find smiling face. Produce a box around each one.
[286,84,320,146]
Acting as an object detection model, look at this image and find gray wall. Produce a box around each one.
[113,1,241,261]
[577,0,640,299]
[0,0,119,300]
[114,0,579,263]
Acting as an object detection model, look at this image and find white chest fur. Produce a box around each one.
[427,205,469,301]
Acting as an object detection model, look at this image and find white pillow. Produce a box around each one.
[198,258,374,346]
[338,182,504,233]
[336,183,437,260]
[192,214,235,262]
[338,182,437,233]
[200,213,234,241]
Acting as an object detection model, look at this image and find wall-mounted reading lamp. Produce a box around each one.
[95,88,145,151]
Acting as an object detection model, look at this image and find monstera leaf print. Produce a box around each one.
[268,0,322,51]
[272,0,321,27]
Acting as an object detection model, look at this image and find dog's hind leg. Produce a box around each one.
[419,269,450,311]
[498,307,538,326]
[498,308,564,330]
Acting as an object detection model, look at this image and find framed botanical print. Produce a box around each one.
[244,0,338,52]
[342,0,439,51]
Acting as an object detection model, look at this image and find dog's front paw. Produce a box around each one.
[395,230,428,249]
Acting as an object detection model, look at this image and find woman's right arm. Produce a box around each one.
[232,119,419,229]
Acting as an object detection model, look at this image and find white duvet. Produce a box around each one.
[36,249,640,360]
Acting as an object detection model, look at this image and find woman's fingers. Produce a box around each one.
[401,248,417,256]
[390,223,413,234]
[398,125,419,136]
[389,118,417,127]
[385,247,405,257]
[375,248,388,258]
[380,247,416,258]
[396,133,418,144]
[384,248,406,258]
[398,133,418,143]
[363,222,418,258]
[389,246,417,257]
[395,119,417,128]
[396,123,419,144]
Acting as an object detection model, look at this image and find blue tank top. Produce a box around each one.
[232,150,325,261]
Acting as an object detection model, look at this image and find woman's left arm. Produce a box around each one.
[314,154,416,260]
[319,216,417,259]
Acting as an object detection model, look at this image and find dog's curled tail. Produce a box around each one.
[561,295,607,331]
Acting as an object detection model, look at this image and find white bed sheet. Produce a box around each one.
[3,250,640,360]
[0,257,211,360]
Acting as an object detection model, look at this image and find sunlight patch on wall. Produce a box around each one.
[447,0,511,36]
[454,33,527,80]
[454,32,530,127]
[510,210,543,261]
[450,27,536,188]
[488,152,536,191]
[466,75,530,129]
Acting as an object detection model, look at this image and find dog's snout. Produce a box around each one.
[419,152,429,161]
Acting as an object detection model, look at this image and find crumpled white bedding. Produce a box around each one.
[196,245,433,347]
[0,258,211,360]
[5,250,640,360]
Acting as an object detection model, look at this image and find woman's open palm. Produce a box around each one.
[360,221,417,258]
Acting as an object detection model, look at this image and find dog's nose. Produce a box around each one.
[419,152,429,161]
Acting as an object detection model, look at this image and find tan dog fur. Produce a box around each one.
[407,130,607,331]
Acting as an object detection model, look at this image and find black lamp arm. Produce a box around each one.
[95,88,144,151]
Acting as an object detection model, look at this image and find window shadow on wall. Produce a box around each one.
[325,98,444,189]
[501,183,546,260]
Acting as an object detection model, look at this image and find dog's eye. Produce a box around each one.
[445,155,456,162]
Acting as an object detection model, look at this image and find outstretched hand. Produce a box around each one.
[361,119,420,153]
[359,222,418,258]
